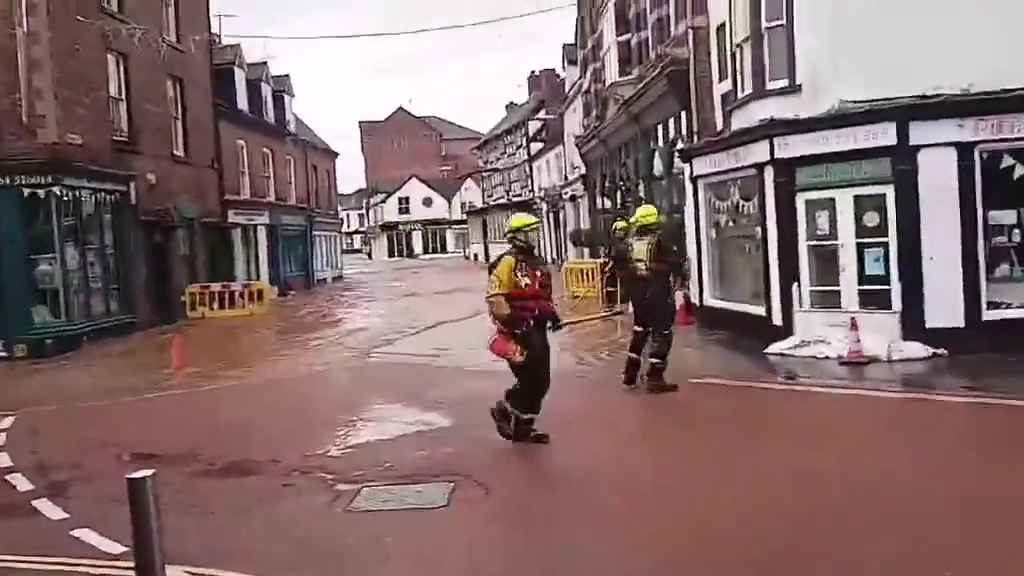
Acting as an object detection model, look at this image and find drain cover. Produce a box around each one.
[347,482,455,512]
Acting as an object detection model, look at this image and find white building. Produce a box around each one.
[367,176,467,260]
[558,43,591,261]
[681,0,1024,353]
[532,142,568,263]
[339,189,369,254]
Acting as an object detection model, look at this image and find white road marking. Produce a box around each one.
[0,432,7,446]
[5,472,35,492]
[691,377,1024,407]
[31,497,71,520]
[0,561,133,575]
[0,556,259,576]
[69,528,130,556]
[0,415,14,430]
[0,452,12,468]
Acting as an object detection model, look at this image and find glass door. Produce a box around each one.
[797,185,899,312]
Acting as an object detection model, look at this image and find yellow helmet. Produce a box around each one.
[506,212,541,235]
[612,219,630,233]
[631,204,660,229]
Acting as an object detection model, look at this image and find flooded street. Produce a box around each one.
[1,258,1023,576]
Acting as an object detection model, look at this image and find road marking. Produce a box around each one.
[0,415,14,430]
[692,377,1024,407]
[0,432,7,447]
[0,452,11,468]
[31,497,71,520]
[5,472,35,492]
[0,561,133,575]
[0,556,259,576]
[69,528,130,556]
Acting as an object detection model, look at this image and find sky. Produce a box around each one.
[209,0,577,193]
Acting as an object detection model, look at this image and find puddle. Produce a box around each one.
[318,403,452,457]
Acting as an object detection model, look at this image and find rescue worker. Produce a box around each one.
[622,204,682,393]
[487,213,562,444]
[604,218,632,310]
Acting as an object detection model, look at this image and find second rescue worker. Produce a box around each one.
[622,204,682,393]
[486,213,562,444]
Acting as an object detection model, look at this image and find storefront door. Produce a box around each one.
[797,185,900,312]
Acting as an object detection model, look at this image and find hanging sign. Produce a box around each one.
[775,123,897,159]
[795,158,893,190]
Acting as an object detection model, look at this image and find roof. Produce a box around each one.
[338,189,369,210]
[271,74,294,96]
[246,61,271,82]
[371,175,467,204]
[478,93,545,145]
[295,115,335,153]
[213,44,245,67]
[421,116,483,140]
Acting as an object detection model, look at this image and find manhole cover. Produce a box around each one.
[347,482,455,512]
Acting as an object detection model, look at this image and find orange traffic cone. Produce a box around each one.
[170,333,186,372]
[839,317,872,365]
[675,291,697,326]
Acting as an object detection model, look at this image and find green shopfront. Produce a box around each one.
[0,172,134,359]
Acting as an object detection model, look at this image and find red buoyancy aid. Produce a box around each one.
[506,258,556,323]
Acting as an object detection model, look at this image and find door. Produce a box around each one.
[797,185,899,312]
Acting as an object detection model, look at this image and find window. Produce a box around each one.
[285,156,296,203]
[282,232,307,276]
[716,23,730,83]
[261,148,275,198]
[236,140,250,198]
[422,196,434,208]
[309,165,319,207]
[101,0,120,12]
[358,213,366,228]
[106,52,129,139]
[979,145,1024,319]
[424,228,448,255]
[344,235,355,250]
[23,191,122,325]
[161,0,179,42]
[398,196,411,216]
[763,0,789,86]
[325,169,333,208]
[699,170,766,313]
[731,0,753,97]
[167,76,185,157]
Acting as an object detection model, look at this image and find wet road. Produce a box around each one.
[1,258,1023,575]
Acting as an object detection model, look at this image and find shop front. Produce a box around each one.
[270,209,311,292]
[0,172,134,359]
[226,207,270,284]
[312,216,344,284]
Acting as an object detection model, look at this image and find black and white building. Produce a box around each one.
[680,0,1024,354]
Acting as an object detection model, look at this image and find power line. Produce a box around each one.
[221,3,576,40]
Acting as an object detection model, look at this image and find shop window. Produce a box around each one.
[424,228,448,255]
[979,146,1024,317]
[22,191,122,325]
[344,235,354,250]
[700,171,766,313]
[282,233,307,276]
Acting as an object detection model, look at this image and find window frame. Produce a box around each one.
[261,148,275,199]
[285,155,297,204]
[106,51,129,140]
[236,140,251,198]
[715,22,730,84]
[762,0,790,90]
[398,196,411,216]
[976,142,1024,321]
[731,0,753,98]
[161,0,179,43]
[167,76,186,157]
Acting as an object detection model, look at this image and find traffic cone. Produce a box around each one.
[675,291,697,326]
[839,317,872,365]
[170,332,186,372]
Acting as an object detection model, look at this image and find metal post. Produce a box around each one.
[126,469,166,576]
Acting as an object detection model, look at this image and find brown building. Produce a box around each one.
[0,0,220,358]
[213,44,342,294]
[359,108,482,191]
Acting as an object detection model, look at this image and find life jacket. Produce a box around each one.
[629,232,660,279]
[491,250,555,321]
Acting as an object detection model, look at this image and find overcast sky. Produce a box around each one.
[209,1,577,193]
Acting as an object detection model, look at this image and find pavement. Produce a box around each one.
[1,257,1023,575]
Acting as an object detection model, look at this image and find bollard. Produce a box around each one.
[126,469,167,576]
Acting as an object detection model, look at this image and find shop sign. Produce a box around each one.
[227,209,270,225]
[0,174,55,186]
[774,123,897,159]
[398,223,424,232]
[278,214,307,227]
[795,158,893,191]
[910,113,1024,146]
[691,140,770,177]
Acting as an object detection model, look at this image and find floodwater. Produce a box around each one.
[317,403,453,457]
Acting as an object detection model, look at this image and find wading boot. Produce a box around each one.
[511,415,550,444]
[490,401,514,440]
[645,373,679,394]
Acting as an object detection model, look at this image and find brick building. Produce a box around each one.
[214,44,342,293]
[0,0,220,358]
[359,107,482,191]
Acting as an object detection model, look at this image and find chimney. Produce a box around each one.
[527,68,566,112]
[506,101,518,114]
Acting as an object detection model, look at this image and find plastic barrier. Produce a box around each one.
[182,282,272,319]
[562,260,606,300]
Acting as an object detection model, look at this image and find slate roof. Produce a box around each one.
[339,189,369,210]
[213,44,244,67]
[371,175,466,204]
[421,116,483,140]
[478,93,544,145]
[295,115,335,153]
[271,74,294,96]
[246,61,271,81]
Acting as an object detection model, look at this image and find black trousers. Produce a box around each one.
[624,282,675,381]
[504,322,551,417]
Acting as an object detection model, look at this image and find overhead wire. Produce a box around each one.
[221,3,577,40]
